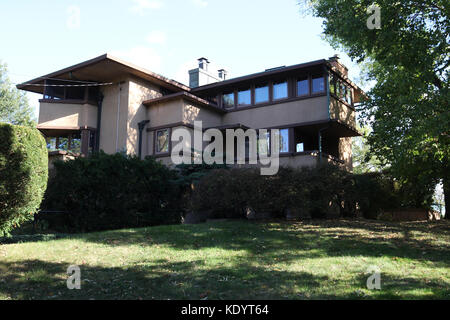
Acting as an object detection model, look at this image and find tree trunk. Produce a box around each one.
[444,174,449,219]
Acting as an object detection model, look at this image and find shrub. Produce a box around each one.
[0,123,48,236]
[190,165,355,220]
[42,152,181,232]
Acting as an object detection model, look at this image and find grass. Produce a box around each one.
[0,219,449,300]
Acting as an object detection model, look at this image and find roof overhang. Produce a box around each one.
[17,54,190,94]
[143,92,226,114]
[191,59,327,95]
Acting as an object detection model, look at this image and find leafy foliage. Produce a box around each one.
[190,165,435,221]
[42,152,181,232]
[0,123,48,236]
[0,62,36,127]
[304,0,449,215]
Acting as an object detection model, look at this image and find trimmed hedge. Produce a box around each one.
[189,165,433,221]
[42,152,182,232]
[0,123,48,236]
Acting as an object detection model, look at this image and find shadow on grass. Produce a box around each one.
[1,257,448,300]
[0,258,330,300]
[73,219,450,268]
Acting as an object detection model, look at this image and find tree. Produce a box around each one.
[352,125,383,174]
[304,0,449,216]
[0,62,36,127]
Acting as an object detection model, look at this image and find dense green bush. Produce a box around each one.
[0,123,48,236]
[190,165,353,220]
[190,164,433,220]
[42,152,181,232]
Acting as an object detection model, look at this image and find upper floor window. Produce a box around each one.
[155,129,170,154]
[329,76,336,95]
[345,87,353,105]
[297,78,309,96]
[312,75,325,93]
[237,88,251,106]
[273,81,288,100]
[279,128,289,153]
[255,85,269,104]
[222,92,235,108]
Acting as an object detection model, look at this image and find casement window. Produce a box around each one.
[312,75,325,93]
[297,77,309,96]
[346,87,353,105]
[296,142,304,153]
[222,92,235,108]
[237,88,251,106]
[255,85,269,104]
[273,81,288,100]
[155,128,170,154]
[279,128,289,153]
[258,131,271,156]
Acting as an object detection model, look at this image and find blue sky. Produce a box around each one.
[0,0,362,117]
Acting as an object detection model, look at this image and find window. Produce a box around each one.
[279,129,289,153]
[255,85,269,104]
[297,78,309,96]
[346,87,353,105]
[222,92,235,108]
[237,88,251,106]
[312,76,325,93]
[329,76,336,95]
[258,131,270,156]
[155,129,170,154]
[45,132,82,153]
[273,81,288,100]
[296,143,304,153]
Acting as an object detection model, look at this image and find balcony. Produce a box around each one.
[38,100,98,130]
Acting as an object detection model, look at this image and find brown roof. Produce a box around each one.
[143,92,225,113]
[17,54,190,94]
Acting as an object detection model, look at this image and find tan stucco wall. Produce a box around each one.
[127,77,162,155]
[330,97,356,128]
[339,137,353,171]
[99,81,130,154]
[146,100,185,128]
[222,96,328,129]
[38,102,97,129]
[183,101,222,127]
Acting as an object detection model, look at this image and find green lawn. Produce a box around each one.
[0,219,449,300]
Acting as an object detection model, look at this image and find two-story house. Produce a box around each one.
[17,54,363,170]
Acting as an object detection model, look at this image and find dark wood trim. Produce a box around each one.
[80,129,90,156]
[330,94,356,111]
[143,92,225,114]
[224,93,326,113]
[37,125,97,131]
[146,122,194,132]
[191,59,327,93]
[39,99,98,105]
[153,127,172,156]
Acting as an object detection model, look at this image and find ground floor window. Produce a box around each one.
[45,133,82,153]
[155,128,170,154]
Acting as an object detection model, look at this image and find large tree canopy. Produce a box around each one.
[0,62,35,127]
[304,0,449,215]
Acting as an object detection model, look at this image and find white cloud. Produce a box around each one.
[130,0,163,15]
[192,0,208,7]
[146,31,167,45]
[110,47,163,73]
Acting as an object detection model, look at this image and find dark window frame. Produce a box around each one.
[154,128,171,155]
